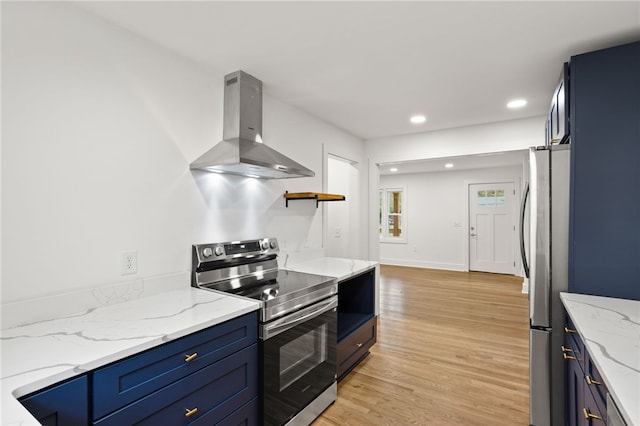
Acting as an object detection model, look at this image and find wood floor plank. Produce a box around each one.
[313,265,529,425]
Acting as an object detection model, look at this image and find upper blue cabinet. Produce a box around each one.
[568,41,640,300]
[546,62,570,146]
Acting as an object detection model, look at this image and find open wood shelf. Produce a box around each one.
[284,191,345,208]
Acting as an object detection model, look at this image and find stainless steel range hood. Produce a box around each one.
[190,71,315,179]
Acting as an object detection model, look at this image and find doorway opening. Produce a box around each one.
[326,155,359,258]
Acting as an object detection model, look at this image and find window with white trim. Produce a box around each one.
[379,187,406,243]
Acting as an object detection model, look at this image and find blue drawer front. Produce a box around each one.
[93,311,257,420]
[20,375,88,426]
[94,343,258,425]
[217,397,259,426]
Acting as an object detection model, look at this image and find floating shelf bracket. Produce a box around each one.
[284,191,346,208]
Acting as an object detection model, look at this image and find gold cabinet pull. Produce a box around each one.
[184,352,198,362]
[564,327,577,333]
[582,408,602,421]
[561,345,573,353]
[185,407,198,418]
[586,375,602,386]
[356,343,363,348]
[563,352,576,360]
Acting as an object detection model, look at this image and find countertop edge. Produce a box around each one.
[1,288,261,425]
[285,257,378,282]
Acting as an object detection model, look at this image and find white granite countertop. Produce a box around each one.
[560,292,640,426]
[0,288,260,425]
[285,257,378,282]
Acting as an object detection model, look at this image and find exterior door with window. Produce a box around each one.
[469,182,515,274]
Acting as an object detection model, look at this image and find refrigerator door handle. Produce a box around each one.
[520,182,530,278]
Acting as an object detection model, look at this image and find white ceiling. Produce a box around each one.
[77,1,639,142]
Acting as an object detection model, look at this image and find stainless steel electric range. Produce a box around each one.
[192,237,337,426]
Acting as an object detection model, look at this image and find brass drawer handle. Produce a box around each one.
[184,352,198,362]
[561,345,573,353]
[563,353,576,360]
[586,375,602,386]
[582,408,602,421]
[185,407,198,418]
[356,343,363,348]
[564,327,577,333]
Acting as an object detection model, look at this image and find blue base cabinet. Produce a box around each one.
[19,312,258,426]
[336,268,377,381]
[94,344,257,425]
[20,376,88,426]
[92,311,258,425]
[564,316,607,425]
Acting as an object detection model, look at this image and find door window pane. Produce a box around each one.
[486,190,496,207]
[478,190,487,207]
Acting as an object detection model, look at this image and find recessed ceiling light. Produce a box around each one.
[445,163,454,168]
[507,99,527,109]
[390,167,398,172]
[410,115,426,124]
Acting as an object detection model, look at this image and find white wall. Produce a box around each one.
[1,2,365,304]
[366,116,544,262]
[379,165,524,272]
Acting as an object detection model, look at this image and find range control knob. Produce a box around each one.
[214,246,224,256]
[270,241,277,249]
[202,247,213,258]
[261,241,269,250]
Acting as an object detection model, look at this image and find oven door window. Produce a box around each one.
[262,306,336,425]
[280,322,327,391]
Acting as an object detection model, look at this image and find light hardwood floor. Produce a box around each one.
[314,265,529,425]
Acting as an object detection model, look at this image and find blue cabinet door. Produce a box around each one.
[20,375,88,426]
[564,328,585,426]
[93,311,257,420]
[569,41,640,300]
[94,343,258,425]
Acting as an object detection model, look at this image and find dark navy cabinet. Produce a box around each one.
[563,316,607,425]
[93,311,258,425]
[569,41,640,300]
[19,312,258,426]
[546,62,570,145]
[19,376,88,426]
[336,268,377,380]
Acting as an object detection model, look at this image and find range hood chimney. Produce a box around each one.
[190,71,315,179]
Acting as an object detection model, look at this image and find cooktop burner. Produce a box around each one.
[192,238,337,322]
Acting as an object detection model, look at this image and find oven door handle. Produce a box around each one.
[261,296,338,340]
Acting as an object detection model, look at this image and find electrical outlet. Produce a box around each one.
[121,251,137,275]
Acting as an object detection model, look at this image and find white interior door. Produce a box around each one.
[469,182,515,274]
[327,155,359,258]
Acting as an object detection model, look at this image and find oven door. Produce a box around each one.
[260,296,337,426]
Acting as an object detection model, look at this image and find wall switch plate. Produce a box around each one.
[121,251,137,275]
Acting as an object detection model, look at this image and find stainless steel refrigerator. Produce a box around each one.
[520,145,570,426]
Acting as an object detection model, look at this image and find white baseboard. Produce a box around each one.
[521,278,529,294]
[379,258,466,272]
